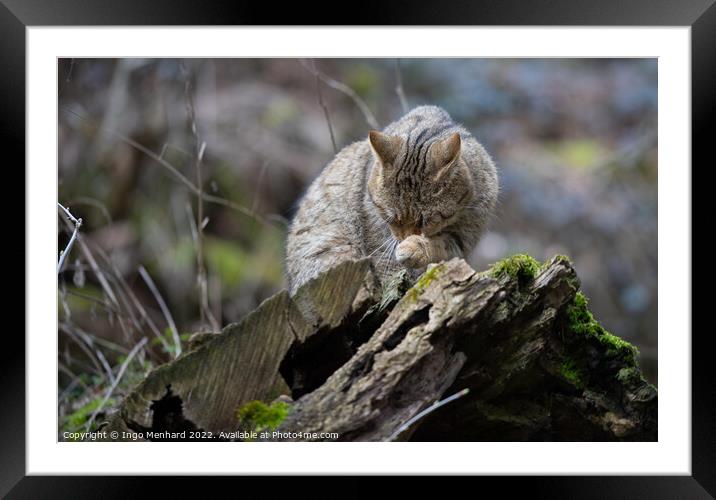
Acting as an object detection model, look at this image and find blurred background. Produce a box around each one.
[57,58,657,435]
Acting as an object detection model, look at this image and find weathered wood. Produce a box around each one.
[101,254,656,442]
[281,256,656,441]
[102,259,376,438]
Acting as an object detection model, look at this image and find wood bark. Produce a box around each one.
[101,256,657,442]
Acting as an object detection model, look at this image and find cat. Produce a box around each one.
[286,105,498,295]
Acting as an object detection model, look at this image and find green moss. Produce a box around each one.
[490,254,541,283]
[405,263,445,302]
[559,359,584,388]
[567,292,638,366]
[616,367,641,384]
[553,254,572,263]
[236,400,290,432]
[62,396,117,434]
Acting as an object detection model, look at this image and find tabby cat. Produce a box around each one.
[286,105,498,295]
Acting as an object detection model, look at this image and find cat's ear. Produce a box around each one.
[369,131,402,168]
[429,133,461,181]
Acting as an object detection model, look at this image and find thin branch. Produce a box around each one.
[84,337,148,433]
[58,323,104,378]
[301,59,380,130]
[58,367,89,405]
[63,106,197,193]
[58,215,168,356]
[94,348,116,386]
[61,106,278,229]
[58,280,72,320]
[57,216,115,311]
[84,232,170,357]
[185,202,200,247]
[64,288,121,317]
[265,213,290,228]
[308,59,338,154]
[209,272,222,332]
[59,216,118,308]
[395,59,409,114]
[387,388,470,441]
[57,203,82,273]
[201,192,272,225]
[251,160,270,215]
[58,362,89,393]
[69,196,112,227]
[59,320,129,355]
[59,216,139,344]
[139,265,181,358]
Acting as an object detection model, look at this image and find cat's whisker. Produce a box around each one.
[391,240,400,274]
[376,239,394,279]
[367,242,384,259]
[370,241,393,279]
[367,236,394,258]
[379,241,392,266]
[382,239,398,277]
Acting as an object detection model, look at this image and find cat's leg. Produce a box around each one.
[395,233,463,269]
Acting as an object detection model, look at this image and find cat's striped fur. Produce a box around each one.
[286,105,498,295]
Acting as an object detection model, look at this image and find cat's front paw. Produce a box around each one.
[395,235,429,269]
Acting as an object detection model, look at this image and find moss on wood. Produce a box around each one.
[490,254,541,283]
[566,291,639,367]
[236,400,291,433]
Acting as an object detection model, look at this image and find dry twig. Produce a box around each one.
[251,160,270,215]
[395,59,409,114]
[301,59,380,130]
[308,59,338,154]
[387,388,469,441]
[57,203,82,274]
[61,106,278,229]
[84,337,148,433]
[182,59,218,332]
[139,265,182,358]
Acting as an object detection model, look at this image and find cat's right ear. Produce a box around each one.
[369,131,401,168]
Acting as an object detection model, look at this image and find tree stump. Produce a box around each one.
[100,254,657,442]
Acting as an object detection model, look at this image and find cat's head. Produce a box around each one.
[367,130,473,240]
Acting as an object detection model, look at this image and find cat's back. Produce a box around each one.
[285,139,373,293]
[293,139,370,215]
[287,140,370,241]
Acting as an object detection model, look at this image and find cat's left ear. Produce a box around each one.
[430,133,462,181]
[369,131,402,168]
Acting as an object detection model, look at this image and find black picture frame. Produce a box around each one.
[4,0,713,496]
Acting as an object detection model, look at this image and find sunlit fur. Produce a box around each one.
[286,105,498,294]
